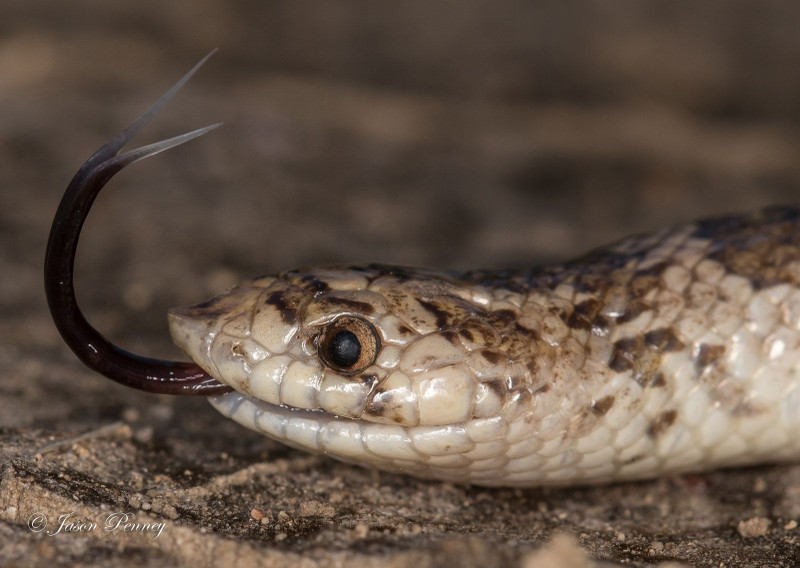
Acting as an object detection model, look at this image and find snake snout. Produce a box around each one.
[168,285,264,378]
[168,305,218,375]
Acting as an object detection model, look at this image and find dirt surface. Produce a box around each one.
[3,1,800,566]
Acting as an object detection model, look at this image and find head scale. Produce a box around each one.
[169,265,529,428]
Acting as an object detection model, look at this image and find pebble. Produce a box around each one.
[298,500,335,518]
[737,517,772,538]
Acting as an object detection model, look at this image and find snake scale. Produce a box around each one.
[47,55,800,487]
[172,207,800,487]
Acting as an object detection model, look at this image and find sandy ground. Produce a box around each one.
[2,1,800,566]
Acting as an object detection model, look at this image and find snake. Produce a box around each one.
[45,54,800,487]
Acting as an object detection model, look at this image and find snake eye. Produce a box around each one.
[319,317,380,374]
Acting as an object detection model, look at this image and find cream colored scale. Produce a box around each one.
[169,212,800,486]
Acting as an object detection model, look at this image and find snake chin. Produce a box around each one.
[208,390,518,486]
[211,390,339,424]
[208,390,405,463]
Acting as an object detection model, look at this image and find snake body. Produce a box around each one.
[168,206,800,486]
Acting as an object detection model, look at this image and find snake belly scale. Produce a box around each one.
[168,207,800,487]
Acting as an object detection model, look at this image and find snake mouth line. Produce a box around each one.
[208,391,393,460]
[210,391,348,425]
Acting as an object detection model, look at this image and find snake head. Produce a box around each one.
[169,265,531,428]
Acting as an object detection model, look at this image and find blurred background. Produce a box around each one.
[6,0,800,424]
[3,2,800,564]
[4,1,800,350]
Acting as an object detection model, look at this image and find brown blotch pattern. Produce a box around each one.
[418,299,452,329]
[365,388,392,417]
[591,314,612,335]
[609,337,643,372]
[265,291,297,325]
[439,330,461,344]
[617,299,650,324]
[488,310,519,329]
[480,350,504,365]
[695,343,725,372]
[644,328,685,353]
[699,207,800,289]
[629,262,668,298]
[567,297,603,330]
[482,378,510,404]
[532,383,551,395]
[326,298,376,316]
[397,324,415,336]
[590,395,615,416]
[648,372,667,388]
[573,297,602,319]
[648,409,678,438]
[299,274,331,294]
[607,333,670,389]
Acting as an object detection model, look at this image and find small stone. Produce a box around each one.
[298,500,335,518]
[128,494,143,509]
[160,504,179,520]
[520,533,590,568]
[784,520,797,530]
[250,508,265,521]
[72,444,90,458]
[737,517,771,538]
[353,523,370,539]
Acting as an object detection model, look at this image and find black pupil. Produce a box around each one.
[329,330,361,368]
